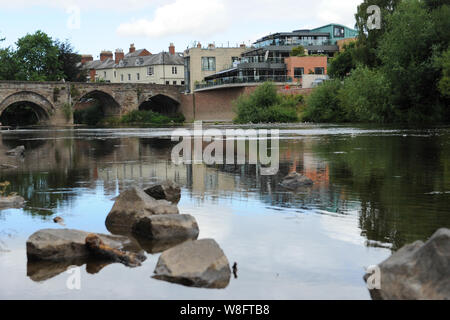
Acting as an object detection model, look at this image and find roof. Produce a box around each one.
[81,51,184,70]
[124,49,149,58]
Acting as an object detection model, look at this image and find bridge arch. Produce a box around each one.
[0,91,53,126]
[75,90,121,116]
[138,94,180,116]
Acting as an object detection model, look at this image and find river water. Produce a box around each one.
[0,124,449,299]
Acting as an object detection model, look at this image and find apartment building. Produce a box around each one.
[183,43,247,93]
[81,44,185,86]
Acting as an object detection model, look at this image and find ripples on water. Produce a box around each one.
[0,123,449,299]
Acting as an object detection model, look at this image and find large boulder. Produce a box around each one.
[144,180,181,204]
[365,228,450,300]
[6,145,25,156]
[105,187,179,233]
[26,229,138,262]
[280,172,313,189]
[132,214,199,241]
[153,239,231,289]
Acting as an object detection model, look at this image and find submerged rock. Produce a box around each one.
[280,172,313,189]
[105,187,179,233]
[0,195,25,209]
[53,216,65,226]
[153,239,231,289]
[132,214,199,241]
[85,233,146,267]
[144,180,181,204]
[26,229,138,262]
[365,228,450,300]
[6,145,25,156]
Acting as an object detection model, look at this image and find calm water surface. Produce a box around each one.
[0,124,449,299]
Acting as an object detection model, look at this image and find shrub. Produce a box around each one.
[234,82,301,123]
[119,110,185,125]
[302,79,345,122]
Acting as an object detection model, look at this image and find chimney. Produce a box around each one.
[115,49,124,64]
[89,69,96,82]
[81,54,93,65]
[129,43,136,54]
[197,42,202,48]
[100,50,113,62]
[208,43,215,49]
[240,43,246,48]
[169,43,175,55]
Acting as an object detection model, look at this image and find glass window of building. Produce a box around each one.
[120,74,124,82]
[294,67,304,78]
[173,81,177,85]
[315,67,325,75]
[334,26,345,38]
[201,57,216,71]
[128,74,131,81]
[147,66,154,76]
[172,66,177,74]
[137,73,140,80]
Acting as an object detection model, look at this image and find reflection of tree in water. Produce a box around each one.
[0,169,90,217]
[2,132,47,151]
[313,134,450,250]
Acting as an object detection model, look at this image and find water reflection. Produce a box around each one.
[0,127,449,253]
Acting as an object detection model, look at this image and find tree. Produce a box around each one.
[354,0,400,67]
[438,48,450,97]
[378,0,442,122]
[0,47,23,80]
[328,42,357,79]
[290,46,306,57]
[56,39,86,82]
[15,30,62,81]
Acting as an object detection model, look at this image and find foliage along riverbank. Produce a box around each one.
[304,0,450,124]
[74,103,185,127]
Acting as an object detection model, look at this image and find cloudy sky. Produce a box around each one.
[0,0,362,57]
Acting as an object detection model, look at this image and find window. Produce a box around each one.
[128,74,131,81]
[201,57,216,71]
[166,81,170,85]
[232,57,239,63]
[103,71,106,78]
[172,66,177,74]
[181,81,185,85]
[114,71,116,78]
[173,81,177,85]
[294,67,304,78]
[315,67,325,75]
[137,73,140,81]
[147,66,154,76]
[121,74,124,82]
[334,26,345,38]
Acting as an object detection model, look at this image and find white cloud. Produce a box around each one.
[0,0,158,11]
[117,0,229,38]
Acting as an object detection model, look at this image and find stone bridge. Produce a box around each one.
[0,81,185,125]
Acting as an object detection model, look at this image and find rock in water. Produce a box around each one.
[0,195,25,209]
[144,180,181,204]
[26,229,137,261]
[85,234,146,267]
[365,228,450,300]
[105,187,179,233]
[153,239,231,289]
[132,214,199,241]
[280,172,313,189]
[6,145,25,156]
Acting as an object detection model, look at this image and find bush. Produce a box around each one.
[338,65,392,123]
[302,79,345,122]
[234,82,301,123]
[119,110,185,125]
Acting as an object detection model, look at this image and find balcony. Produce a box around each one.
[194,75,295,91]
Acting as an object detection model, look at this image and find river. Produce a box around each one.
[0,123,449,299]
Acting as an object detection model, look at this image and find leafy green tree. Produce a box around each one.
[354,0,400,67]
[56,39,86,82]
[328,42,357,79]
[0,47,23,80]
[338,65,392,122]
[15,30,62,81]
[378,0,442,122]
[438,48,450,97]
[290,46,306,57]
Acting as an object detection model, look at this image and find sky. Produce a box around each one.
[0,0,362,58]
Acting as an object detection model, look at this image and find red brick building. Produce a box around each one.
[284,56,328,84]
